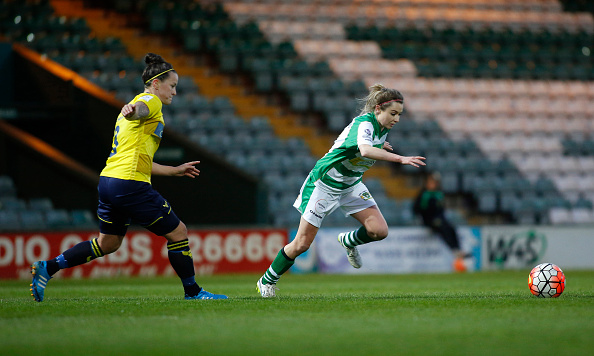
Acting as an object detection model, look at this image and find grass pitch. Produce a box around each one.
[1,271,593,356]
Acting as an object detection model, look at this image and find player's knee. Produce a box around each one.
[367,226,389,241]
[98,235,123,254]
[294,240,312,255]
[165,221,187,243]
[175,221,188,237]
[291,236,313,255]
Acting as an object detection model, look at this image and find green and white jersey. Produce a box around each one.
[310,112,389,191]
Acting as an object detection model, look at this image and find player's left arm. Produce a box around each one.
[121,102,150,120]
[152,161,201,178]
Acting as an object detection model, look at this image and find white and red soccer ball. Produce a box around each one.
[528,263,566,298]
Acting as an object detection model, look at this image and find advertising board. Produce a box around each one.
[481,226,594,270]
[295,226,480,274]
[0,229,287,279]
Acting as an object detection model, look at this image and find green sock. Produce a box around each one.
[260,248,294,285]
[340,226,375,248]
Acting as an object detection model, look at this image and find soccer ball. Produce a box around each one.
[528,263,566,298]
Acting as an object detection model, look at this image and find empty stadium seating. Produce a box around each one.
[3,0,593,227]
[0,176,97,232]
[230,0,593,224]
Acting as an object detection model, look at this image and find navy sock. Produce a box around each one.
[46,259,60,276]
[46,238,104,277]
[167,239,201,296]
[183,280,201,297]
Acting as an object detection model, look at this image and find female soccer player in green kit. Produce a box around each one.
[30,53,227,301]
[257,84,426,297]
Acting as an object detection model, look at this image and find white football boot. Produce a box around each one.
[338,232,362,268]
[257,278,278,298]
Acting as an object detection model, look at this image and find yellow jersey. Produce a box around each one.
[100,93,165,183]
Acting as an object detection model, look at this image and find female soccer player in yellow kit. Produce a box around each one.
[30,53,227,301]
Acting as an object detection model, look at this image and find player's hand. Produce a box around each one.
[174,161,201,178]
[121,103,136,118]
[401,156,426,168]
[383,141,393,151]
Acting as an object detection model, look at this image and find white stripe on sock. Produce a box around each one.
[347,231,358,247]
[267,266,280,279]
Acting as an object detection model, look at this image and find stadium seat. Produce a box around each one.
[440,172,459,194]
[46,209,71,229]
[71,209,97,229]
[0,175,17,197]
[570,208,594,224]
[548,207,572,225]
[19,211,47,231]
[28,197,54,211]
[0,210,21,231]
[477,192,498,214]
[0,197,27,211]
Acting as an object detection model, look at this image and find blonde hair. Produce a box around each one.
[358,83,404,115]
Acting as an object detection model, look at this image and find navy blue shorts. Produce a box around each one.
[97,176,181,236]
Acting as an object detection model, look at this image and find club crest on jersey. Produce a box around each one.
[359,191,372,201]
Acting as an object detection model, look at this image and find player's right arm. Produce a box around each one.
[359,144,426,167]
[121,102,150,120]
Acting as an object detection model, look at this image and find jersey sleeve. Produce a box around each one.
[357,121,375,148]
[135,94,162,119]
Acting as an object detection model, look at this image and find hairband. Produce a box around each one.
[145,68,174,84]
[377,98,403,107]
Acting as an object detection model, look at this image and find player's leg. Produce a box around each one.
[337,205,388,268]
[433,220,468,272]
[128,181,225,300]
[257,217,318,298]
[257,178,330,297]
[430,218,459,251]
[336,183,388,268]
[31,175,128,302]
[284,217,319,259]
[349,205,389,242]
[30,233,122,302]
[161,221,227,300]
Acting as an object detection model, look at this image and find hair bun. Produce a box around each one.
[144,53,165,66]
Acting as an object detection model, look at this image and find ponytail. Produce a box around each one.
[358,83,404,115]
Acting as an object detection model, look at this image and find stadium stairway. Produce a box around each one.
[47,0,426,205]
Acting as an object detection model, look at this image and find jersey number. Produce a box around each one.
[109,125,120,157]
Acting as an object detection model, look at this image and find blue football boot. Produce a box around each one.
[185,289,228,300]
[30,261,52,302]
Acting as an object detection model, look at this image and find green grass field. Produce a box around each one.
[1,270,593,356]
